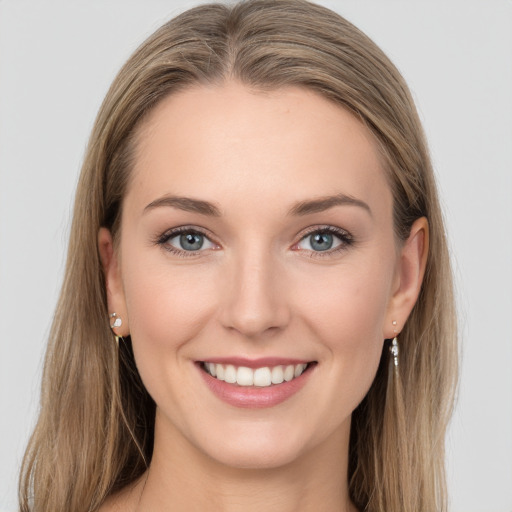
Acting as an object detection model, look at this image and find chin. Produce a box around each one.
[186,414,327,471]
[203,436,308,470]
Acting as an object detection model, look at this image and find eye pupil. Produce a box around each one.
[180,233,204,251]
[310,233,333,251]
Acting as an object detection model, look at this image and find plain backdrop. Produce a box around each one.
[0,1,511,511]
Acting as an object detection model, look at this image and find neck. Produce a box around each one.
[135,409,357,512]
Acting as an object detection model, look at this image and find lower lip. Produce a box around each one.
[197,363,315,409]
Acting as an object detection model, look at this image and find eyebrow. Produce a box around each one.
[287,193,372,217]
[143,192,371,218]
[144,195,222,216]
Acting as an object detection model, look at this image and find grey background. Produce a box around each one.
[1,1,511,511]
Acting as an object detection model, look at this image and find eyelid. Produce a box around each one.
[298,224,351,239]
[292,225,354,257]
[155,225,220,257]
[154,224,354,258]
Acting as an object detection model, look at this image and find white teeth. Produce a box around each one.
[294,363,307,377]
[253,367,272,387]
[236,366,254,386]
[271,365,284,384]
[284,365,295,382]
[224,364,237,384]
[204,361,309,387]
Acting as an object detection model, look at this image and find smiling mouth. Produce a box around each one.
[200,361,316,388]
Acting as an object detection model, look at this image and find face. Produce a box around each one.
[101,81,425,470]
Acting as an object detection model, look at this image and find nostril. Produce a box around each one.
[219,260,291,336]
[220,299,291,338]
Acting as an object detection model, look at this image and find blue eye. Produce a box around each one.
[296,227,351,254]
[309,232,334,251]
[159,229,216,254]
[178,232,205,251]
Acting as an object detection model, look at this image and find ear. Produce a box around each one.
[384,217,429,339]
[98,227,130,337]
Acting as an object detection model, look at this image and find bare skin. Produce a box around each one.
[98,81,428,512]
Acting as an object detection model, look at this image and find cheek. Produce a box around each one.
[121,252,219,377]
[300,257,393,340]
[295,256,394,394]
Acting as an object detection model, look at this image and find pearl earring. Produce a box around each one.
[390,337,399,367]
[109,312,123,346]
[390,320,399,368]
[110,312,122,328]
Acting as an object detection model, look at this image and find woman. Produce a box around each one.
[19,1,457,511]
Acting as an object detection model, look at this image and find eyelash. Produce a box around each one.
[154,225,354,258]
[295,225,354,259]
[154,226,218,258]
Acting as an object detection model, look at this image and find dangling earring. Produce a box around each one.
[109,312,122,345]
[390,337,399,367]
[390,320,399,368]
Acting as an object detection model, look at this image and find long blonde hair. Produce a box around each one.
[19,1,458,511]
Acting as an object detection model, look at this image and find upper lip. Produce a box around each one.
[198,357,314,369]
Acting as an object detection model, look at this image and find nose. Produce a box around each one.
[219,247,291,339]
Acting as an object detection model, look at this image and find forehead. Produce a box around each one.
[126,81,391,217]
